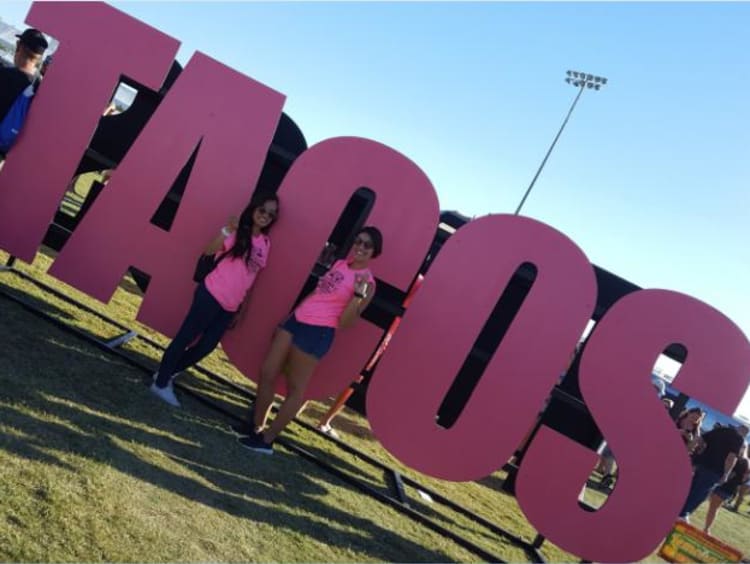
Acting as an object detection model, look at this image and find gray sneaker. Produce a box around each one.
[149,382,181,407]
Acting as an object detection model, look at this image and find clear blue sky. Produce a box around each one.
[3,1,749,417]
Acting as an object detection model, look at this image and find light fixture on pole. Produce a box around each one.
[514,70,608,215]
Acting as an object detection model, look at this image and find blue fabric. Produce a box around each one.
[280,314,335,359]
[0,84,33,153]
[680,465,723,517]
[155,283,234,386]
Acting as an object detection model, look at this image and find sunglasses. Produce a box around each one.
[353,237,374,250]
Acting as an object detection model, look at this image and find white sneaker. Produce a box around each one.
[149,382,181,407]
[318,423,339,439]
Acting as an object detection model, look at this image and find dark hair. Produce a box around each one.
[358,226,383,258]
[230,192,279,264]
[677,408,704,430]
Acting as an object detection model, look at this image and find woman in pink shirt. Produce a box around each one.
[150,192,279,407]
[235,226,382,454]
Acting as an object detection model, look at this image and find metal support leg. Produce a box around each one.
[103,330,138,349]
[390,470,410,506]
[0,255,17,270]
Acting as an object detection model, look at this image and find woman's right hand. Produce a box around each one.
[227,216,239,232]
[353,275,370,298]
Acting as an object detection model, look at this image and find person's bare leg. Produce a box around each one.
[733,484,748,511]
[318,379,360,428]
[253,329,293,431]
[703,493,723,534]
[319,401,347,428]
[262,346,317,442]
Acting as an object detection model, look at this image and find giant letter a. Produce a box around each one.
[50,53,285,336]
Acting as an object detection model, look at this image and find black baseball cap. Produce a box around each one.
[16,28,49,56]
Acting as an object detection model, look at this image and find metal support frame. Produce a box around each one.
[390,470,410,506]
[104,330,139,349]
[1,254,16,270]
[0,263,547,563]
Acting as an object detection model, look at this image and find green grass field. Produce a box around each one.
[1,234,748,561]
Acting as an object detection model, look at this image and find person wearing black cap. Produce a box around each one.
[0,28,48,153]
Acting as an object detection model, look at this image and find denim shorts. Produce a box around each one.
[280,314,335,359]
[712,485,734,500]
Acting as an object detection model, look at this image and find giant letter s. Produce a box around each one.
[516,289,750,562]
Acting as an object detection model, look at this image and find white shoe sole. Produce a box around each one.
[149,383,181,407]
[237,437,273,455]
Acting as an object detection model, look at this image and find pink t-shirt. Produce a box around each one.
[294,259,376,328]
[204,232,270,312]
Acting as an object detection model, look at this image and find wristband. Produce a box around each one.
[354,292,366,299]
[221,226,231,237]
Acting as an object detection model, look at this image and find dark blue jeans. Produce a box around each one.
[154,283,234,387]
[679,465,723,517]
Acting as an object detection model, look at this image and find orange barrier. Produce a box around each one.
[658,521,743,563]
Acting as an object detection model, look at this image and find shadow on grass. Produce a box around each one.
[0,278,79,324]
[28,246,144,299]
[0,295,464,562]
[476,472,508,493]
[289,438,513,548]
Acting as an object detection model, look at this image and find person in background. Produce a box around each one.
[675,407,706,455]
[728,476,750,513]
[234,227,382,455]
[596,380,670,490]
[102,101,119,116]
[679,424,749,523]
[0,28,47,117]
[703,444,748,535]
[0,28,48,163]
[149,192,279,407]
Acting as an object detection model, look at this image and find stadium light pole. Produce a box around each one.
[514,70,607,215]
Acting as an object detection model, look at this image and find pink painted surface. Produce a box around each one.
[366,215,597,481]
[221,136,439,400]
[49,52,286,336]
[516,289,750,562]
[0,1,179,261]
